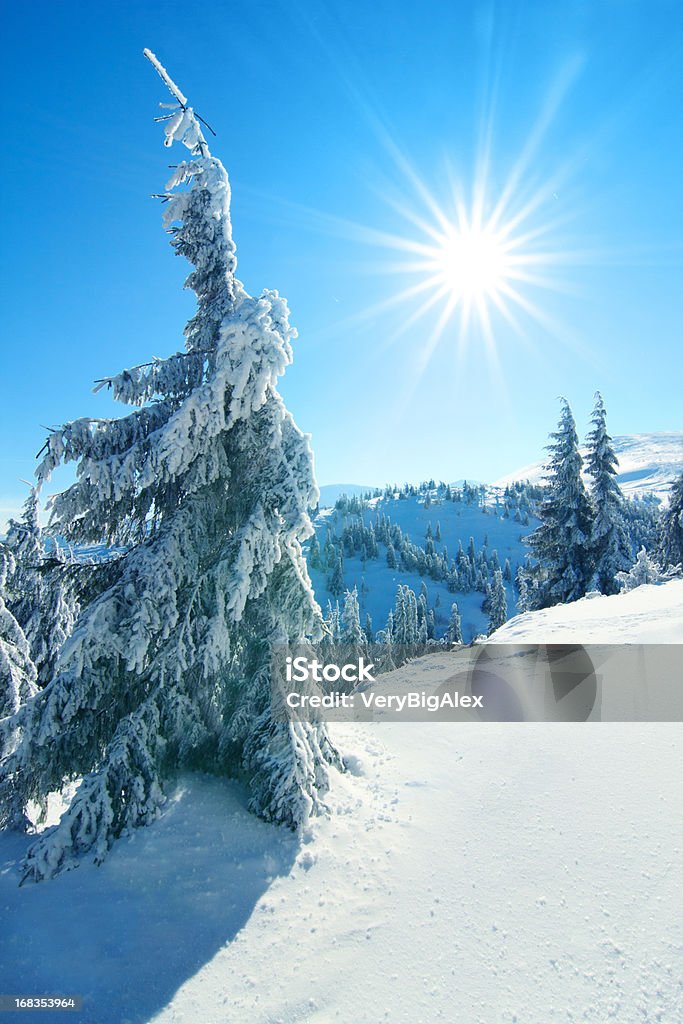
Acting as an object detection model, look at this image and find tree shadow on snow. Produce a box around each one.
[0,774,299,1024]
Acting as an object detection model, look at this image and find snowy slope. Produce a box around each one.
[2,583,682,1023]
[308,489,536,642]
[489,578,683,644]
[495,431,683,501]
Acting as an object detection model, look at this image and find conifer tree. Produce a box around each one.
[487,569,508,635]
[659,472,683,569]
[0,51,341,881]
[4,490,78,687]
[615,547,677,592]
[0,547,38,730]
[363,613,374,644]
[328,554,345,597]
[585,393,630,594]
[445,602,463,645]
[323,600,341,644]
[341,587,364,647]
[516,567,530,612]
[526,400,594,608]
[308,533,322,571]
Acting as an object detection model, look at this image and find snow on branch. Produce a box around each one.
[143,48,188,108]
[143,48,210,156]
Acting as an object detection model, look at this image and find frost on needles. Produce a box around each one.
[0,50,341,883]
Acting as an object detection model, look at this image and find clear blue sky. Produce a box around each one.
[1,0,682,526]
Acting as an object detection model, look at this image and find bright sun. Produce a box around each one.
[352,175,570,382]
[429,224,509,302]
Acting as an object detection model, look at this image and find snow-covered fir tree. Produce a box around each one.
[392,585,419,645]
[341,587,364,647]
[323,600,341,645]
[0,546,38,729]
[363,612,374,644]
[615,546,678,592]
[584,393,631,594]
[659,471,683,569]
[4,490,78,687]
[515,567,530,612]
[525,400,594,608]
[445,602,462,645]
[327,554,345,597]
[487,569,507,635]
[0,51,341,882]
[308,533,322,570]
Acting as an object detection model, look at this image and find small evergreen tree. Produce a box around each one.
[516,567,530,612]
[341,587,364,647]
[323,600,341,644]
[445,602,463,644]
[0,547,38,728]
[328,554,345,597]
[4,490,79,687]
[659,472,683,569]
[585,393,630,594]
[363,613,374,644]
[308,533,322,570]
[0,52,341,881]
[616,547,679,592]
[487,569,508,635]
[526,400,594,608]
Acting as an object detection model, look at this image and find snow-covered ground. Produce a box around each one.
[495,431,683,502]
[490,578,683,644]
[2,582,682,1023]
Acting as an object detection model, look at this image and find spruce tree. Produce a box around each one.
[328,554,345,597]
[659,472,683,569]
[341,587,364,647]
[585,393,630,594]
[0,51,341,882]
[615,547,677,592]
[4,490,78,687]
[0,547,38,729]
[445,602,463,645]
[363,613,374,644]
[487,569,508,635]
[526,400,594,608]
[308,533,322,571]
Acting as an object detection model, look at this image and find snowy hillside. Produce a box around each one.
[2,581,682,1023]
[496,431,683,501]
[307,483,540,642]
[489,578,683,644]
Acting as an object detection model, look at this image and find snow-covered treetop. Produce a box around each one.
[35,50,308,545]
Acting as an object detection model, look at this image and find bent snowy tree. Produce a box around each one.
[0,51,341,882]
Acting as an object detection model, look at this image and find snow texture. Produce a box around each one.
[0,581,681,1022]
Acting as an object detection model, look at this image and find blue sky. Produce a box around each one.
[1,0,682,525]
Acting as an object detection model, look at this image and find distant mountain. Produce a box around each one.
[495,432,683,502]
[317,484,374,507]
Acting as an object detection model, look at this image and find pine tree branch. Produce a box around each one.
[143,49,188,108]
